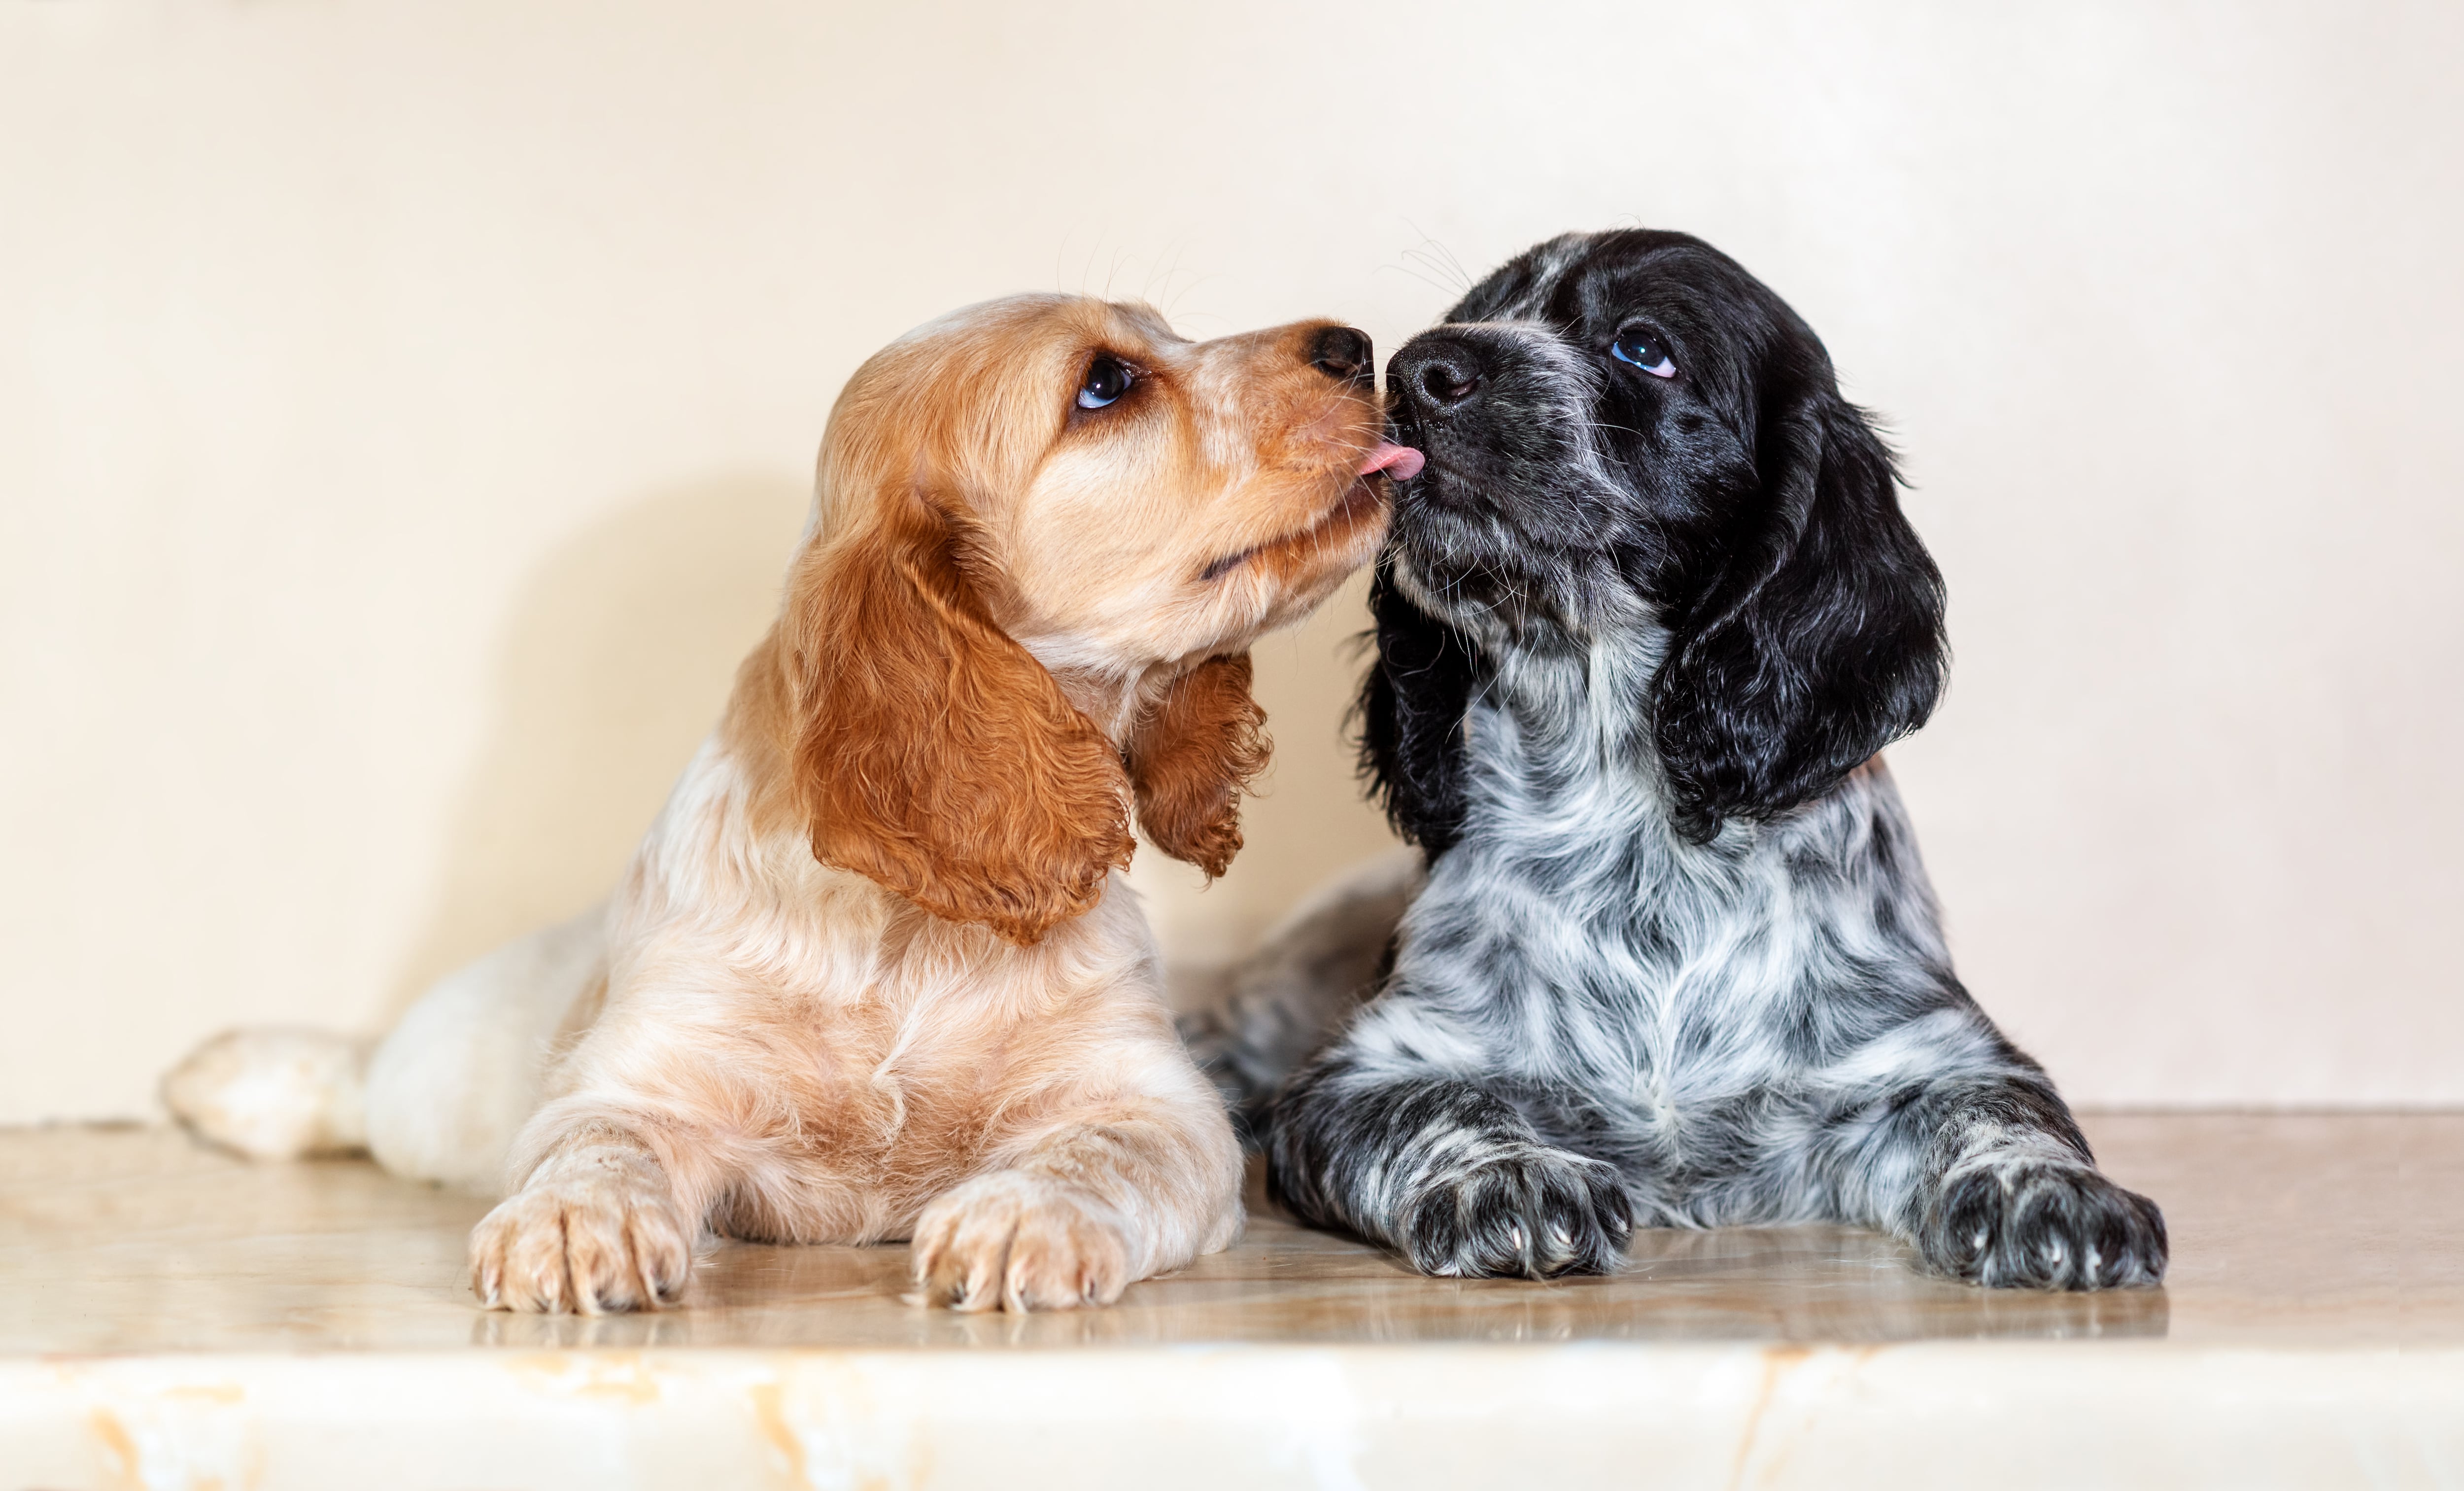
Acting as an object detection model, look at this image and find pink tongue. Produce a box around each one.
[1359,440,1427,481]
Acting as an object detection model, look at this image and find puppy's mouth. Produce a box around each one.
[1360,439,1427,483]
[1200,441,1421,582]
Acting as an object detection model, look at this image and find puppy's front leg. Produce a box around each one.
[1265,1051,1632,1279]
[469,1127,694,1314]
[911,1078,1242,1313]
[1867,1075,2167,1290]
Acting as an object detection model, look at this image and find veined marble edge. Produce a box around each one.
[12,1339,2464,1369]
[8,1346,2456,1491]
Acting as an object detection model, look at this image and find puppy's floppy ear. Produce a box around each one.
[786,490,1133,945]
[1650,375,1948,842]
[1125,653,1269,879]
[1355,551,1483,856]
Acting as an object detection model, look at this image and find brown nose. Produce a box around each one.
[1308,325,1374,387]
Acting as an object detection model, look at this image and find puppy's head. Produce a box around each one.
[781,294,1398,943]
[1366,230,1947,847]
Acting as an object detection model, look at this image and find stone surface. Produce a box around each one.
[2,1113,2459,1488]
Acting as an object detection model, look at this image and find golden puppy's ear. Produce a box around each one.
[1126,653,1270,879]
[787,494,1133,945]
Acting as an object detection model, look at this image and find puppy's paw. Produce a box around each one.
[1917,1162,2168,1290]
[1401,1144,1632,1279]
[469,1157,692,1314]
[911,1171,1135,1313]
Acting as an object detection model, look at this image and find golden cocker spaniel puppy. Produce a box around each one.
[164,293,1421,1313]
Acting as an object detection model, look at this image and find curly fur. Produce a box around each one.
[1125,652,1272,878]
[789,486,1136,946]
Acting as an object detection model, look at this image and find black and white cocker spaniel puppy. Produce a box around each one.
[1209,229,2166,1291]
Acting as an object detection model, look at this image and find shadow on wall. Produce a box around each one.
[387,475,810,1017]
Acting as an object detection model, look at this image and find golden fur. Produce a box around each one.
[465,295,1390,1313]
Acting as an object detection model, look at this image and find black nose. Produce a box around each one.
[1392,340,1482,412]
[1413,354,1479,409]
[1308,325,1374,386]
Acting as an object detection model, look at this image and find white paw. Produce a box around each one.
[469,1148,692,1314]
[911,1171,1136,1313]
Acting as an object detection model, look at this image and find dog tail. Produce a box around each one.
[162,905,609,1193]
[163,1027,372,1161]
[1177,847,1420,1138]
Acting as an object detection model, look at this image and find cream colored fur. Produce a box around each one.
[365,905,608,1192]
[163,293,1394,1316]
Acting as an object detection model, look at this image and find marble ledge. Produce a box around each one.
[1,1113,2459,1489]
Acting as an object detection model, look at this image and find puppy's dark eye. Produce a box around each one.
[1077,356,1134,410]
[1610,332,1677,379]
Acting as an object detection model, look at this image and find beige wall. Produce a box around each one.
[4,1,2459,1121]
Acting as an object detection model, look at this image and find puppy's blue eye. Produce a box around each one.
[1077,356,1133,410]
[1610,333,1677,379]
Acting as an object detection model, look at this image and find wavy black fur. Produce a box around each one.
[1242,229,2165,1291]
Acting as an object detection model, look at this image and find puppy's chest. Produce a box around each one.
[1481,862,1802,1054]
[754,985,1023,1160]
[1438,747,1814,1080]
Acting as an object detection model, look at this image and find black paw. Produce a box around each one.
[1917,1162,2167,1290]
[1400,1145,1632,1279]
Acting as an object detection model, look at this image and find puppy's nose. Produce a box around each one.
[1308,325,1375,386]
[1414,356,1480,409]
[1394,342,1482,412]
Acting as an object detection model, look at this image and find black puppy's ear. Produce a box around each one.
[1650,381,1948,841]
[1355,552,1482,856]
